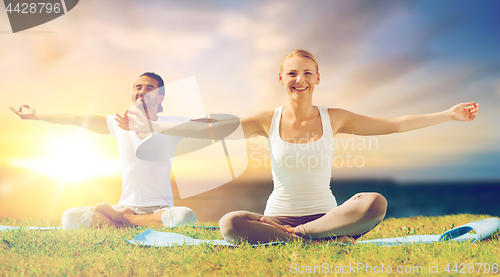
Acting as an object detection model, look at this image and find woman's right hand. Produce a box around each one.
[10,105,37,120]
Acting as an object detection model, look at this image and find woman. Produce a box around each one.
[118,49,478,244]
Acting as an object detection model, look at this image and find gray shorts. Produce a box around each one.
[112,205,169,215]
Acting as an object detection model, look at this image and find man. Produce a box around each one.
[10,72,197,229]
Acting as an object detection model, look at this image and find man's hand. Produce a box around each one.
[449,102,479,122]
[115,110,151,132]
[10,105,38,120]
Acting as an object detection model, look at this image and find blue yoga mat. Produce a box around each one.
[0,225,215,232]
[0,226,63,231]
[359,218,500,246]
[125,218,500,247]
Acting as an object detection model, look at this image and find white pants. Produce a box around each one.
[61,205,197,229]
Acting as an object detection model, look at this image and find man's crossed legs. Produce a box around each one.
[62,203,197,229]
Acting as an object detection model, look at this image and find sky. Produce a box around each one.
[1,0,499,220]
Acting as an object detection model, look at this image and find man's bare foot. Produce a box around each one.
[91,203,135,225]
[90,214,124,228]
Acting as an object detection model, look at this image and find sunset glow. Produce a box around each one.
[9,135,120,184]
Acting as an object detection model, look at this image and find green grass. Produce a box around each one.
[1,214,499,276]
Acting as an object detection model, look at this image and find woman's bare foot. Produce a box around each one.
[91,203,135,225]
[258,216,358,244]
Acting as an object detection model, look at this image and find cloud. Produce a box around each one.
[331,56,427,106]
[178,0,414,111]
[376,61,500,115]
[2,0,500,182]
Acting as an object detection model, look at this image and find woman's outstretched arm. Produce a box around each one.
[334,102,478,136]
[115,110,272,140]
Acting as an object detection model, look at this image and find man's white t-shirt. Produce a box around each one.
[107,115,189,207]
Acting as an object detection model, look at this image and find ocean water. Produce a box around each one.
[329,180,500,218]
[178,179,500,221]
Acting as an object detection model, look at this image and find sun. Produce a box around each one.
[10,133,120,184]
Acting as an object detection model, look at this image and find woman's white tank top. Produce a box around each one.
[264,106,337,216]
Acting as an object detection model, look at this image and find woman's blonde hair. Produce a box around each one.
[280,49,319,73]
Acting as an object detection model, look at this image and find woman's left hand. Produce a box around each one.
[259,217,295,234]
[449,102,479,122]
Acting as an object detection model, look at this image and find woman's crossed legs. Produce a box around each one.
[219,192,387,244]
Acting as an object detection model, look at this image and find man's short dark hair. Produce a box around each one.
[140,72,165,112]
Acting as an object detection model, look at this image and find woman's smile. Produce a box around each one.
[292,86,308,91]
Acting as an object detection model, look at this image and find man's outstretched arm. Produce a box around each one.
[10,105,110,134]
